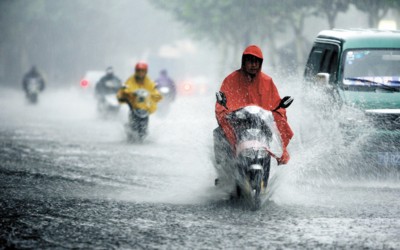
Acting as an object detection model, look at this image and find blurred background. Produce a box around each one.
[0,0,399,90]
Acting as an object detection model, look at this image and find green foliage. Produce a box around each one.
[150,0,287,46]
[149,0,399,74]
[314,0,350,29]
[351,0,396,27]
[149,0,326,73]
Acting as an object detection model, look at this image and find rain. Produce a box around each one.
[1,0,400,249]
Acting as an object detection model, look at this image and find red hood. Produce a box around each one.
[241,45,264,69]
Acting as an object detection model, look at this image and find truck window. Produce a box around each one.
[321,45,339,83]
[304,43,339,83]
[304,46,324,81]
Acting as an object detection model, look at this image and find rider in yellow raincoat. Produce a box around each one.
[117,62,162,113]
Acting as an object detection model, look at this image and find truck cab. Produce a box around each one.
[305,29,400,107]
[303,29,400,165]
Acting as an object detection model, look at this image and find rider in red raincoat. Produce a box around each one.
[215,45,293,165]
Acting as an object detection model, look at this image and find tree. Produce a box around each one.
[275,0,319,73]
[315,0,350,29]
[150,0,293,74]
[0,0,170,87]
[351,0,394,28]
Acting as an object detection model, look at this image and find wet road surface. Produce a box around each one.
[1,87,400,249]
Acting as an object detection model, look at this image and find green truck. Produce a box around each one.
[303,29,400,166]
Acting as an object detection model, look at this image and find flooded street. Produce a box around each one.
[1,87,400,249]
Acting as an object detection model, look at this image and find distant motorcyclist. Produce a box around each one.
[22,66,45,94]
[215,45,294,165]
[95,67,122,117]
[95,66,122,98]
[155,69,177,101]
[117,62,163,141]
[22,66,46,103]
[117,61,162,114]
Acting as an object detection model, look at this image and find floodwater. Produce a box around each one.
[1,84,399,249]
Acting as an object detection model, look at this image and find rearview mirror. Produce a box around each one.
[315,73,330,85]
[216,91,227,109]
[278,96,294,109]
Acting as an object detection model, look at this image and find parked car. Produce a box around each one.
[303,29,400,166]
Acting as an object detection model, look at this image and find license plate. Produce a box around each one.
[376,152,400,166]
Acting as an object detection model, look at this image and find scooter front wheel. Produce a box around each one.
[252,171,263,210]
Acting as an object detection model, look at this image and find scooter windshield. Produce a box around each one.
[130,89,152,114]
[134,89,150,103]
[227,105,284,158]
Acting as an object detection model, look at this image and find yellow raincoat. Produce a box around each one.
[117,75,162,114]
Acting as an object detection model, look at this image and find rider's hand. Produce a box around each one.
[277,149,290,165]
[152,93,162,102]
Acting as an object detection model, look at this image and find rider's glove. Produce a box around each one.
[277,148,290,165]
[151,93,162,102]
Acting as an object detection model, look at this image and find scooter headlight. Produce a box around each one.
[159,87,170,94]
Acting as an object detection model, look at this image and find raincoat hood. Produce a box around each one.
[241,45,264,69]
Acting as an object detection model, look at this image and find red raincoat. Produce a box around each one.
[215,45,293,163]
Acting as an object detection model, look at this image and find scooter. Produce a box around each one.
[156,85,175,117]
[123,89,151,142]
[25,78,43,104]
[214,91,293,210]
[96,93,120,118]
